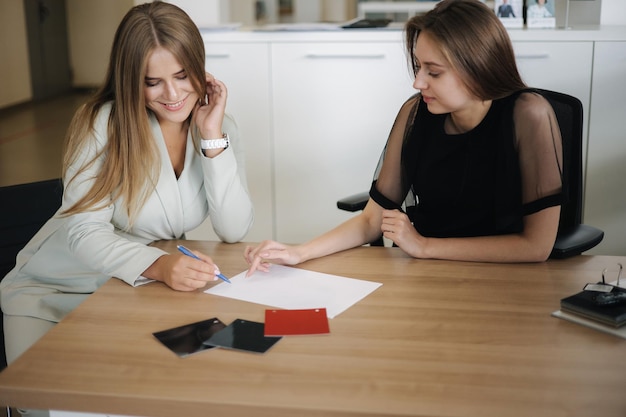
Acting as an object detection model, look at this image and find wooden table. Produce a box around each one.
[0,240,625,417]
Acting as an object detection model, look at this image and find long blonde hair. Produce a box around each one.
[62,1,206,226]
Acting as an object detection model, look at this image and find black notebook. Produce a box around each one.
[560,286,626,328]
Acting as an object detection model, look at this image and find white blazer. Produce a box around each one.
[0,103,254,322]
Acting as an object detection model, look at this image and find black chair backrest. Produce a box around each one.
[537,89,583,231]
[0,178,63,369]
[0,178,63,278]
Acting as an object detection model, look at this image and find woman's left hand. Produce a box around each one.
[381,209,425,257]
[193,72,228,141]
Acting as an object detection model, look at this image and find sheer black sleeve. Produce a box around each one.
[513,91,563,215]
[369,94,421,210]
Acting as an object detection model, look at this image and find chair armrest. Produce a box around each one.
[337,191,369,212]
[550,224,605,259]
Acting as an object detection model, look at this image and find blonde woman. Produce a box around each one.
[1,4,253,413]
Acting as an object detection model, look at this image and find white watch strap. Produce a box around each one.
[201,133,229,150]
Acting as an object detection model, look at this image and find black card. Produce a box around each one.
[153,317,226,357]
[203,318,282,354]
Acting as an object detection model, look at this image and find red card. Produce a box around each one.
[264,308,330,336]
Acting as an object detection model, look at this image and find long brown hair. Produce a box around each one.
[62,1,206,226]
[405,0,526,100]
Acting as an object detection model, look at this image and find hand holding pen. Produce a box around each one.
[177,245,231,283]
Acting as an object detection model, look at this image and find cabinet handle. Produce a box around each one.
[205,53,231,59]
[305,53,386,59]
[515,53,550,60]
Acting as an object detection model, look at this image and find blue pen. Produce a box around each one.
[176,245,231,283]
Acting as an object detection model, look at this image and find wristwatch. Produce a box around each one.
[201,133,230,150]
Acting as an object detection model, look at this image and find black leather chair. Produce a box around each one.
[541,89,604,258]
[337,89,604,257]
[0,178,63,371]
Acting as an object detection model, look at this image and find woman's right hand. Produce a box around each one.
[244,240,302,277]
[193,73,228,142]
[146,253,221,291]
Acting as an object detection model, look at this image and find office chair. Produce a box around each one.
[337,89,604,258]
[0,178,63,375]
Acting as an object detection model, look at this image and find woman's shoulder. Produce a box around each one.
[514,89,551,105]
[78,101,115,147]
[396,93,422,122]
[97,101,114,116]
[92,101,114,129]
[511,89,554,121]
[402,93,421,110]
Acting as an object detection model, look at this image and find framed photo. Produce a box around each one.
[494,0,523,29]
[526,0,556,28]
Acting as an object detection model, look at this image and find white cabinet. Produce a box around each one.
[271,42,414,243]
[584,41,626,255]
[187,42,273,243]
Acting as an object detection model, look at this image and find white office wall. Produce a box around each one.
[224,0,257,26]
[66,0,133,88]
[293,0,322,23]
[0,1,32,108]
[165,0,228,27]
[322,0,357,22]
[601,0,626,25]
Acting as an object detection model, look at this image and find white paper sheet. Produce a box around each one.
[204,265,382,318]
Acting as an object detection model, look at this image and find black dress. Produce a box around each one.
[370,89,563,239]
